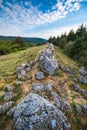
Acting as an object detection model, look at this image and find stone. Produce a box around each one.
[75,104,82,114]
[61,65,74,74]
[32,83,44,93]
[78,75,87,84]
[79,89,87,97]
[44,83,53,92]
[4,92,13,101]
[38,44,58,75]
[79,66,87,75]
[60,98,72,112]
[35,71,45,80]
[13,93,71,130]
[0,101,13,113]
[71,83,80,91]
[82,104,87,113]
[51,92,61,109]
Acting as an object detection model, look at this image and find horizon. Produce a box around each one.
[0,0,87,39]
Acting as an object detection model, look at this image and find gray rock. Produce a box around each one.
[35,71,45,80]
[79,89,87,97]
[60,98,72,112]
[51,92,61,109]
[16,61,35,79]
[71,83,80,91]
[0,101,13,113]
[13,93,71,130]
[61,65,74,74]
[82,104,87,113]
[78,75,87,84]
[4,92,13,101]
[75,104,82,114]
[64,122,71,130]
[44,83,53,92]
[48,43,54,52]
[32,83,44,93]
[79,66,87,75]
[38,44,58,75]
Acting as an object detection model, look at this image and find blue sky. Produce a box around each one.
[0,0,87,39]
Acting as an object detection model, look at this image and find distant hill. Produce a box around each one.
[0,36,47,44]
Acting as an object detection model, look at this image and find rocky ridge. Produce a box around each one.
[0,43,87,130]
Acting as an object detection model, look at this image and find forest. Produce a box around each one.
[49,24,87,67]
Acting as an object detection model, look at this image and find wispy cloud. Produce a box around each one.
[0,0,86,36]
[21,24,80,39]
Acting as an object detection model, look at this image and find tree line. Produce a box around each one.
[48,24,87,67]
[0,36,35,55]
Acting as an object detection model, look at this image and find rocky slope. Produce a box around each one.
[0,43,87,130]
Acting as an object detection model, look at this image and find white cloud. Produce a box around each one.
[0,0,86,36]
[19,24,81,39]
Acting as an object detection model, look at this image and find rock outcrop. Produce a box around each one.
[13,93,71,130]
[38,43,58,75]
[0,101,13,113]
[79,66,87,75]
[35,71,45,79]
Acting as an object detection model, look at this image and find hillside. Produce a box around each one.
[0,44,87,130]
[0,36,47,44]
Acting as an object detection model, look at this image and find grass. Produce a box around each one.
[0,45,44,75]
[54,46,79,71]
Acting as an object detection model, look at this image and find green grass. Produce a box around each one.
[0,45,43,75]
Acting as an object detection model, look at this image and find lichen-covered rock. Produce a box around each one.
[79,89,87,97]
[44,83,53,92]
[16,60,35,79]
[35,71,45,79]
[60,98,72,112]
[61,65,74,75]
[51,92,61,109]
[75,104,82,114]
[32,83,44,93]
[78,75,87,84]
[71,83,80,91]
[82,104,87,113]
[13,93,71,130]
[0,101,13,113]
[38,44,58,75]
[4,92,13,101]
[79,66,87,75]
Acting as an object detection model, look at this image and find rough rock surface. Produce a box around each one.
[4,92,13,101]
[32,83,44,93]
[79,66,87,75]
[0,101,13,113]
[13,93,71,130]
[38,43,58,75]
[32,83,53,93]
[16,60,35,79]
[79,89,87,97]
[71,83,80,91]
[35,71,45,79]
[78,75,87,84]
[61,65,74,75]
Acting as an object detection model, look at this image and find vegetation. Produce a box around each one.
[49,24,87,67]
[0,36,35,55]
